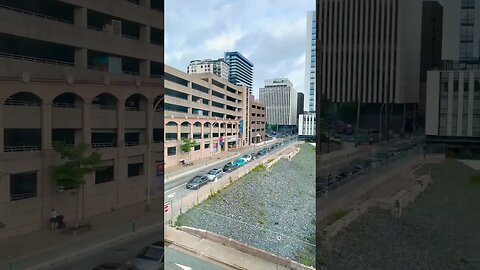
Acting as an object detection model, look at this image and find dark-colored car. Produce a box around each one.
[186,175,209,190]
[92,263,140,270]
[223,162,238,172]
[338,166,360,180]
[257,150,267,156]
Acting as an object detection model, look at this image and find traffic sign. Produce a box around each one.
[164,202,170,213]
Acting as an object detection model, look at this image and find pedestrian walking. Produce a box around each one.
[50,209,58,231]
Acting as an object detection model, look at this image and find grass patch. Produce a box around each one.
[470,175,480,187]
[251,164,266,173]
[208,189,221,200]
[174,212,186,227]
[327,210,350,225]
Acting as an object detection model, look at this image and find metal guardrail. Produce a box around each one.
[4,145,40,152]
[10,193,37,201]
[0,4,73,24]
[0,52,74,67]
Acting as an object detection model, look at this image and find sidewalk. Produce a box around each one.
[0,199,164,270]
[165,226,291,270]
[165,138,278,182]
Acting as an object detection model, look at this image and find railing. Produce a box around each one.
[10,193,37,201]
[92,104,117,110]
[0,52,74,67]
[123,70,140,76]
[52,102,79,108]
[4,99,41,106]
[0,4,73,25]
[125,106,142,111]
[126,0,140,4]
[125,141,140,147]
[151,41,163,46]
[122,33,140,40]
[87,25,105,32]
[317,145,422,194]
[91,143,115,148]
[4,145,40,152]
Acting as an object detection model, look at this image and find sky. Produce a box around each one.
[165,0,315,100]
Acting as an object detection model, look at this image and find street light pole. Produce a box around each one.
[146,96,164,211]
[378,103,386,142]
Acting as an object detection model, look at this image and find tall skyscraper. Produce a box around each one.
[259,78,298,126]
[317,0,422,104]
[305,10,316,112]
[224,51,254,92]
[297,92,305,118]
[187,58,229,80]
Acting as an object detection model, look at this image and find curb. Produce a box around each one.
[165,238,247,270]
[20,222,163,270]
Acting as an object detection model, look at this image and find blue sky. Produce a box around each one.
[165,0,315,99]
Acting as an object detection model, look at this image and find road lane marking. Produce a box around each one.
[175,263,193,270]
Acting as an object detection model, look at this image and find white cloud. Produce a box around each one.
[204,30,244,53]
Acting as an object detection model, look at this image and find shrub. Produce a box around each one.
[327,210,350,225]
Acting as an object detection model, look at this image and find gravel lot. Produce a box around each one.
[318,160,480,270]
[176,143,316,265]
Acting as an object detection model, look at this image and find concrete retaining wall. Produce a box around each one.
[321,173,433,240]
[179,226,315,270]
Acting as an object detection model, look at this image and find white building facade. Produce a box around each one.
[259,78,298,126]
[299,113,316,136]
[305,10,316,112]
[426,69,480,139]
[187,59,230,80]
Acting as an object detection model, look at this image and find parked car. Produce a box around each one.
[186,175,209,190]
[338,166,360,180]
[241,154,252,162]
[129,242,164,270]
[206,168,223,182]
[250,153,259,160]
[257,150,267,156]
[233,158,246,167]
[223,162,238,172]
[349,159,369,170]
[92,263,140,270]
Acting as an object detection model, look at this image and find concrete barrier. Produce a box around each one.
[179,226,315,270]
[321,172,433,240]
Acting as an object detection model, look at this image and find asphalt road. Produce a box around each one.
[47,227,223,270]
[164,138,297,199]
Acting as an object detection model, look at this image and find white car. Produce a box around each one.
[206,168,223,182]
[129,242,164,270]
[240,154,252,162]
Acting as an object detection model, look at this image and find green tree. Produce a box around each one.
[51,141,103,229]
[180,137,199,163]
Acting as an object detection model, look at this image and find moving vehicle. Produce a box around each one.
[186,175,209,190]
[223,162,238,172]
[206,168,223,182]
[233,158,246,167]
[240,154,252,162]
[129,242,164,270]
[92,263,140,270]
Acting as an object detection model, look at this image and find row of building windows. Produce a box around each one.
[9,163,145,201]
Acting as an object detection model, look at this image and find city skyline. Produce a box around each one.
[165,0,314,98]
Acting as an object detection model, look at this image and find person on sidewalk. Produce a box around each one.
[50,209,59,231]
